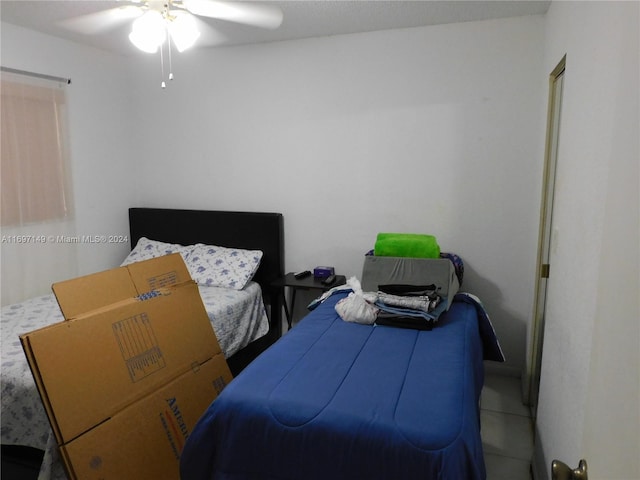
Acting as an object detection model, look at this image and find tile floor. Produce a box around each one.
[481,374,535,480]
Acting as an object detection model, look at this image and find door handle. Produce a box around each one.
[552,459,588,480]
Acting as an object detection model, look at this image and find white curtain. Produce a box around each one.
[1,70,78,306]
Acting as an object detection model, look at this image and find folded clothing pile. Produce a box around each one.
[332,280,447,330]
[374,284,445,331]
[373,233,440,259]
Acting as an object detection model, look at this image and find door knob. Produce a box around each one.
[552,459,588,480]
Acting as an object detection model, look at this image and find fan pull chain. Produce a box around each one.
[159,44,166,89]
[167,32,174,82]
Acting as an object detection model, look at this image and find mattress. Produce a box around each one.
[0,282,268,480]
[181,289,501,480]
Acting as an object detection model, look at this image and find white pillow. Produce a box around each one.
[121,237,192,266]
[186,244,263,290]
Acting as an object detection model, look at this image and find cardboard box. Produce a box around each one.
[60,356,229,479]
[361,256,460,310]
[20,254,232,479]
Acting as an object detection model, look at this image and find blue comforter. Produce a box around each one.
[180,291,500,480]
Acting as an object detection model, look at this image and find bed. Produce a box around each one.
[126,207,285,371]
[180,258,504,480]
[1,207,285,479]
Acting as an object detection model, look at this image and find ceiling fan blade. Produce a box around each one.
[182,0,283,30]
[189,16,230,47]
[58,5,143,35]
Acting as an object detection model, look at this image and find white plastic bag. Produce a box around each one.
[335,277,378,325]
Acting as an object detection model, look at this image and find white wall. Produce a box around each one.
[0,11,552,386]
[1,23,137,304]
[129,15,546,375]
[533,2,639,479]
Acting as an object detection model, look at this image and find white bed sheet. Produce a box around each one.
[0,282,268,479]
[197,282,269,359]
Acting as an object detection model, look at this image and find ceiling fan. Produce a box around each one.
[60,0,284,53]
[59,0,283,87]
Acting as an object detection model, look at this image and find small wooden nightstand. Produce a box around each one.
[271,273,346,330]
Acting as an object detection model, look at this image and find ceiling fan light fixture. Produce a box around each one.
[129,10,166,53]
[168,11,200,52]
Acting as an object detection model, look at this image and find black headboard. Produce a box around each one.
[128,208,285,372]
[128,208,285,287]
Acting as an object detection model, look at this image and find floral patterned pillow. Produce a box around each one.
[186,244,263,290]
[121,237,192,266]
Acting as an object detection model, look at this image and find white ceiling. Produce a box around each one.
[1,0,551,56]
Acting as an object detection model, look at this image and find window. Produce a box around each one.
[1,71,73,226]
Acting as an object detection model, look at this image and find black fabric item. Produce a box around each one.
[378,284,438,297]
[376,314,434,331]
